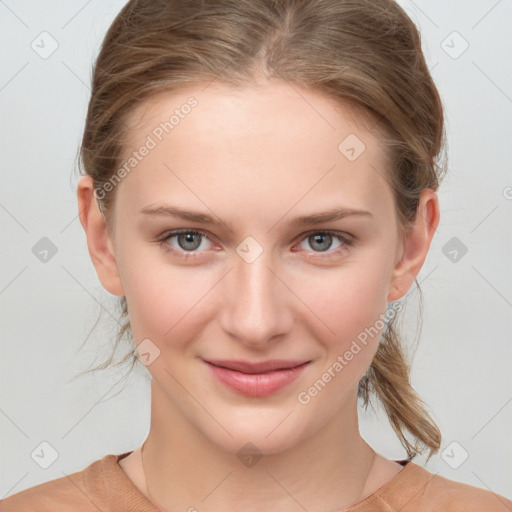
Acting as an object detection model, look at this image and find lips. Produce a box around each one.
[203,358,311,397]
[204,359,309,374]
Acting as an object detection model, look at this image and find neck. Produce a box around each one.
[140,381,378,512]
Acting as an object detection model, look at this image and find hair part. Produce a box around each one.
[76,0,447,461]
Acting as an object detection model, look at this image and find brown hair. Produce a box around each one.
[76,0,447,461]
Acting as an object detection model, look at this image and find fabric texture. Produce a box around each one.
[1,451,511,511]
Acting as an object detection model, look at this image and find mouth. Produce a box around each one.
[203,359,311,397]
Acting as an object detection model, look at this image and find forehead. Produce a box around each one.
[124,78,383,150]
[115,78,393,220]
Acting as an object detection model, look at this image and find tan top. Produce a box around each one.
[1,451,511,511]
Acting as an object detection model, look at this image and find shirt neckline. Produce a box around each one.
[343,458,412,510]
[107,451,416,511]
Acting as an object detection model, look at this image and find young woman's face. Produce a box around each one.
[104,78,408,454]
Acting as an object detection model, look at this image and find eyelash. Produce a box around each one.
[157,228,353,260]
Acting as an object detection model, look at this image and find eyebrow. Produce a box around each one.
[139,205,373,228]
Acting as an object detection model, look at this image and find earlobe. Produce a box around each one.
[387,189,440,302]
[77,176,125,297]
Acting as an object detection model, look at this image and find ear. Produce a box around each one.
[387,188,440,302]
[77,175,125,296]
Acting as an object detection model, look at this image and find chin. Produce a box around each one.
[195,406,312,459]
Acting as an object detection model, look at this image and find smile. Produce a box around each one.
[203,359,311,397]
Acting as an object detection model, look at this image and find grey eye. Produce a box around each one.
[302,232,345,253]
[176,232,203,251]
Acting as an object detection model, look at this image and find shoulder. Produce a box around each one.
[387,462,512,512]
[0,453,124,512]
[420,468,512,511]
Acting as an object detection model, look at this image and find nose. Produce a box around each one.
[219,244,294,348]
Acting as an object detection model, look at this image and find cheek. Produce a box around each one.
[293,262,391,410]
[294,255,391,356]
[292,253,390,392]
[116,240,213,343]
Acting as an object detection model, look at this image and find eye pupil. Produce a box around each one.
[178,232,202,251]
[310,233,332,252]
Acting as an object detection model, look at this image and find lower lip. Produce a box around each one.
[205,361,310,397]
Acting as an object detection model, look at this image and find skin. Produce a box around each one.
[77,76,439,512]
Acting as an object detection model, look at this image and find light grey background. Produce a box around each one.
[1,0,511,501]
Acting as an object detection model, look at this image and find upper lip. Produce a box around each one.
[204,359,310,374]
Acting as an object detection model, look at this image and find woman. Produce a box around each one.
[2,0,510,510]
